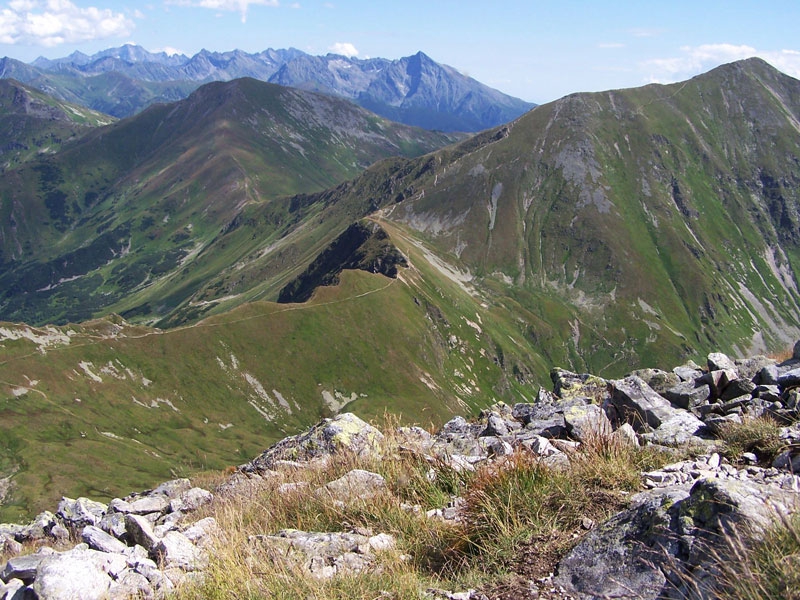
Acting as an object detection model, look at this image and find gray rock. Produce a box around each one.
[112,570,153,600]
[773,449,800,472]
[719,378,756,402]
[793,339,800,360]
[242,413,384,472]
[661,381,710,409]
[735,355,776,381]
[672,361,703,382]
[21,512,57,541]
[1,578,30,600]
[630,368,680,394]
[555,476,800,599]
[125,514,159,552]
[554,487,688,599]
[319,469,386,502]
[707,352,737,373]
[173,487,212,513]
[563,403,611,441]
[32,548,114,600]
[81,525,127,555]
[480,413,508,437]
[608,376,688,431]
[641,411,708,446]
[700,369,738,399]
[127,495,170,516]
[99,511,127,540]
[2,537,22,557]
[150,479,192,499]
[756,364,779,386]
[152,531,205,571]
[56,497,107,528]
[777,367,800,388]
[1,554,48,584]
[182,517,219,548]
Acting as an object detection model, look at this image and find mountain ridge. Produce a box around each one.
[8,44,535,131]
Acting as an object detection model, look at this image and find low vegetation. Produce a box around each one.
[716,415,786,465]
[174,421,671,599]
[712,513,800,600]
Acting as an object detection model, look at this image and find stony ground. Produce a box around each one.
[2,345,800,599]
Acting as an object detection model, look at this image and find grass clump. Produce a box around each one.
[172,420,670,598]
[714,513,800,600]
[716,415,785,464]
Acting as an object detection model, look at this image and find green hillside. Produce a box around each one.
[3,58,800,521]
[0,78,457,325]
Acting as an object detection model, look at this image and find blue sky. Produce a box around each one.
[1,0,799,104]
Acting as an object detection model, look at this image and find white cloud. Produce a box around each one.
[644,44,800,84]
[329,41,357,57]
[167,0,279,23]
[0,0,134,46]
[155,45,185,56]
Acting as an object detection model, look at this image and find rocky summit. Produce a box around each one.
[2,343,799,599]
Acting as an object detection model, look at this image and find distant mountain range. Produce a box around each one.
[0,45,535,132]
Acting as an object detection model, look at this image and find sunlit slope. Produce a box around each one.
[0,254,538,521]
[0,78,456,325]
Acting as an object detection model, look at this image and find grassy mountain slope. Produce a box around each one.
[0,78,457,325]
[0,79,113,169]
[0,254,536,521]
[356,58,800,370]
[3,58,800,521]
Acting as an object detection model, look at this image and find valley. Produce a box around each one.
[1,56,800,523]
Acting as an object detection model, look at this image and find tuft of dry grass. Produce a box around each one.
[713,512,800,600]
[174,419,673,598]
[716,415,785,465]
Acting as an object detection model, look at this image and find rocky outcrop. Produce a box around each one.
[0,481,214,599]
[2,348,800,599]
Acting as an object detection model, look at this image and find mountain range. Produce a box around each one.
[0,45,535,132]
[1,57,800,520]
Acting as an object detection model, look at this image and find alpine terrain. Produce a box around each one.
[1,57,800,528]
[1,45,535,132]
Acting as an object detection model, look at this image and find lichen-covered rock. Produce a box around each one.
[555,474,799,599]
[241,413,384,472]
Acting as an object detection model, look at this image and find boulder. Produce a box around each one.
[56,497,107,528]
[81,526,127,555]
[31,548,115,600]
[608,376,689,431]
[661,380,710,409]
[152,532,205,571]
[319,470,386,503]
[707,352,737,373]
[555,475,799,599]
[1,553,49,584]
[125,514,159,553]
[242,413,384,472]
[563,403,612,442]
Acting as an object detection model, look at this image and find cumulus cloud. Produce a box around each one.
[328,41,357,57]
[0,0,134,46]
[167,0,279,23]
[644,44,800,84]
